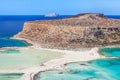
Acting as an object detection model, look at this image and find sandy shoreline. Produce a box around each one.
[9,37,106,80]
[20,47,105,80]
[0,46,105,80]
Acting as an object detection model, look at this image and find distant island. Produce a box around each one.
[14,13,120,49]
[45,13,58,17]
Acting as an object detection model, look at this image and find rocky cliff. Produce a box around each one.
[14,13,120,49]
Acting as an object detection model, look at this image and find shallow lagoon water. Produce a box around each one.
[36,58,120,80]
[0,48,63,70]
[100,47,120,57]
[0,48,63,80]
[0,73,23,80]
[0,16,120,80]
[36,47,120,80]
[0,49,20,54]
[0,15,71,80]
[0,36,30,48]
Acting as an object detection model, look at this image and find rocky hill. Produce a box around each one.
[14,13,120,49]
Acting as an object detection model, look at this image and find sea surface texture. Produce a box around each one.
[0,15,70,80]
[0,48,62,69]
[0,15,120,80]
[33,16,120,80]
[0,15,70,48]
[36,48,120,80]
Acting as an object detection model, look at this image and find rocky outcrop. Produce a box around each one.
[14,13,120,49]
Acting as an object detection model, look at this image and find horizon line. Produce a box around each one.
[0,14,120,16]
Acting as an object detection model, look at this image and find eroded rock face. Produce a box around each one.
[14,13,120,49]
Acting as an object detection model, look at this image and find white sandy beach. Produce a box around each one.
[10,37,106,80]
[0,46,105,80]
[20,47,105,80]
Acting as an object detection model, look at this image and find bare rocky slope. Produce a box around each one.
[14,13,120,49]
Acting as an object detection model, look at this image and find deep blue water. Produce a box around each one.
[0,15,120,80]
[0,15,120,48]
[0,15,71,48]
[106,15,120,19]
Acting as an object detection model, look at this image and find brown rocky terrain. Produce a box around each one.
[14,13,120,49]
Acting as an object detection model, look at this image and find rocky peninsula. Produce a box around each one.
[14,13,120,49]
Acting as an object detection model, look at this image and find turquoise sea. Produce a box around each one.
[0,15,71,48]
[35,47,120,80]
[0,15,70,80]
[0,73,24,80]
[34,16,120,80]
[0,15,120,80]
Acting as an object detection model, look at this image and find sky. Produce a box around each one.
[0,0,120,15]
